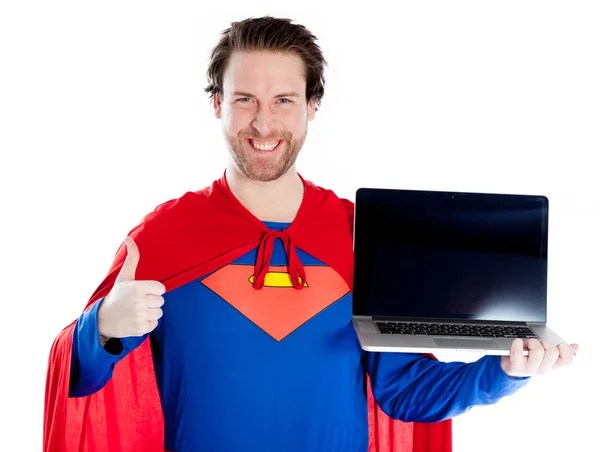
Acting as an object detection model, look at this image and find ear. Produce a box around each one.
[307,98,317,121]
[213,94,222,119]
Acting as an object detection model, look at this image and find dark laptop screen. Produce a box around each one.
[352,188,548,323]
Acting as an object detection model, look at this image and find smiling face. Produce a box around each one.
[213,51,317,182]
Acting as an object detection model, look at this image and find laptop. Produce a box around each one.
[351,187,571,356]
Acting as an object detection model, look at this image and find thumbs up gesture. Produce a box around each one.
[98,237,166,341]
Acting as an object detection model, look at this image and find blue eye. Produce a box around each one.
[236,97,291,104]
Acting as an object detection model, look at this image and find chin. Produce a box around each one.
[245,169,285,182]
[241,161,291,182]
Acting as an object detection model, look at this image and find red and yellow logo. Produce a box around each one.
[201,264,350,341]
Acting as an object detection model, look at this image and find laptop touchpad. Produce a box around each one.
[434,339,501,349]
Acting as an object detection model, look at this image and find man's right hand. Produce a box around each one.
[98,236,166,342]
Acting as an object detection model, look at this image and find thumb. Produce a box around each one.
[115,236,140,283]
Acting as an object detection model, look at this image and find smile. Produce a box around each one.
[248,139,282,151]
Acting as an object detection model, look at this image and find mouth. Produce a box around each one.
[246,138,283,153]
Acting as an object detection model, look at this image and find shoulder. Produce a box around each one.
[141,189,207,224]
[303,176,354,208]
[300,176,355,227]
[128,179,219,241]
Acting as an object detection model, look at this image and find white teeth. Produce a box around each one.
[251,140,279,151]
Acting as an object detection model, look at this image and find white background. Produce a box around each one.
[1,1,598,450]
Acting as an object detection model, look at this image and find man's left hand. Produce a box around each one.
[500,338,579,378]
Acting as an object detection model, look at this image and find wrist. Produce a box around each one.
[499,355,529,379]
[97,295,112,347]
[99,334,110,347]
[500,355,515,376]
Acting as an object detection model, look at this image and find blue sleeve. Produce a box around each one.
[364,351,530,422]
[68,297,148,398]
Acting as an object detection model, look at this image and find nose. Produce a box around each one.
[251,106,277,137]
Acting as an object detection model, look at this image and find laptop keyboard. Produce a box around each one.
[375,321,540,339]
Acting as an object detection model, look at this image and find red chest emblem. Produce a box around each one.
[200,264,350,341]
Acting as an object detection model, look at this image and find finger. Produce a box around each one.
[537,338,559,374]
[553,343,576,369]
[137,280,167,296]
[146,294,165,308]
[146,307,163,322]
[509,338,526,373]
[523,338,545,374]
[115,237,140,283]
[146,320,159,333]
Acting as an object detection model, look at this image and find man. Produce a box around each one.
[44,16,578,452]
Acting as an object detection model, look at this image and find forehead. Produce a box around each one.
[223,51,306,96]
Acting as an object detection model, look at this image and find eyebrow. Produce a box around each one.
[233,91,300,98]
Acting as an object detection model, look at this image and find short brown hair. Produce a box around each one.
[204,16,328,111]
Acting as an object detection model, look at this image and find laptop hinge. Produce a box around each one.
[371,316,529,326]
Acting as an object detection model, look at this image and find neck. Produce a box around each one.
[225,164,304,222]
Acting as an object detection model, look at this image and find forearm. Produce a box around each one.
[69,298,145,397]
[365,352,530,422]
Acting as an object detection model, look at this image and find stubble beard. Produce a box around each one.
[227,128,306,182]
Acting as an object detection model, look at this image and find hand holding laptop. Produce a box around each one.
[352,187,576,357]
[500,338,579,377]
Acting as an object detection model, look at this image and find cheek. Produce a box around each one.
[280,110,307,131]
[223,106,306,135]
[222,110,245,134]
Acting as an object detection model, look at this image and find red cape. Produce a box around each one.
[44,173,451,451]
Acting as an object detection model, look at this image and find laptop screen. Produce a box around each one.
[352,188,548,323]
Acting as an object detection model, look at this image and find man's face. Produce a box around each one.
[214,51,317,182]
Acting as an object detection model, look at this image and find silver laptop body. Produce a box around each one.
[351,187,569,356]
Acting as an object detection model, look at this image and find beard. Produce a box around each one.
[225,127,306,182]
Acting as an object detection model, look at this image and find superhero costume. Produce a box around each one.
[45,172,529,451]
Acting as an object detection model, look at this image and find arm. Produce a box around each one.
[363,351,530,423]
[69,297,147,397]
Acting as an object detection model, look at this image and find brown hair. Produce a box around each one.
[204,16,328,111]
